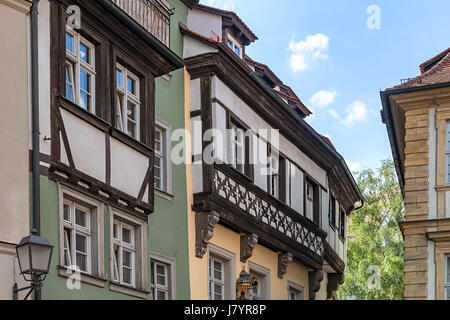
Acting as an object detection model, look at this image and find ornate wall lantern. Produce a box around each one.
[13,230,53,300]
[236,269,258,300]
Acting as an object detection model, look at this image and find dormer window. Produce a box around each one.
[226,34,242,58]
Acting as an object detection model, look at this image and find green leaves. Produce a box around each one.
[338,159,405,300]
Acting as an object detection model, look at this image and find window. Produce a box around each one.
[446,122,450,185]
[445,256,450,300]
[154,119,172,196]
[329,195,336,228]
[155,127,165,191]
[288,282,304,300]
[209,256,225,300]
[305,181,314,221]
[268,150,280,199]
[249,263,270,300]
[339,207,346,238]
[112,220,136,288]
[115,64,140,140]
[226,34,242,58]
[62,200,92,273]
[65,30,96,113]
[230,121,245,174]
[151,261,169,300]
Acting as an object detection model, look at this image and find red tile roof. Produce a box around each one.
[390,48,450,90]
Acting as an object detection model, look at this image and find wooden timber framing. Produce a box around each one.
[185,47,362,214]
[49,0,185,219]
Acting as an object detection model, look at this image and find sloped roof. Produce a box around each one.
[194,4,258,43]
[390,48,450,90]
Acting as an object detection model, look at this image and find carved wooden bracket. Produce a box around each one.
[277,252,293,279]
[240,234,258,262]
[308,270,324,300]
[327,273,345,299]
[195,211,220,258]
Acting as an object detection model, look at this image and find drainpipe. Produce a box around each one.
[30,0,41,300]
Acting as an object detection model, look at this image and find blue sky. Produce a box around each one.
[200,0,450,172]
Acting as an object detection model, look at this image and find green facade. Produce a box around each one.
[36,0,190,300]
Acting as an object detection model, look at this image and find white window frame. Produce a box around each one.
[229,121,246,174]
[248,262,270,300]
[154,118,172,197]
[65,28,96,113]
[269,151,280,199]
[112,220,136,288]
[110,209,148,292]
[58,185,104,278]
[287,281,304,300]
[116,64,141,140]
[226,34,243,58]
[150,252,176,300]
[209,256,225,301]
[445,255,450,300]
[207,244,236,300]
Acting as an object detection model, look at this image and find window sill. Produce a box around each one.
[110,127,153,157]
[155,189,174,201]
[58,265,107,288]
[109,281,150,299]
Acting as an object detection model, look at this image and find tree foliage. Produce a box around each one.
[338,159,405,300]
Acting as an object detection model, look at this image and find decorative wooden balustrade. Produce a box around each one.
[193,164,326,269]
[111,0,172,47]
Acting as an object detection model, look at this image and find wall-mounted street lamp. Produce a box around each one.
[236,269,258,300]
[13,229,53,300]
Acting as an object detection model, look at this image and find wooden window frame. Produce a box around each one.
[329,193,337,230]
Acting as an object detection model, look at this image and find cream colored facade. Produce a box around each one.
[385,86,450,300]
[0,0,31,300]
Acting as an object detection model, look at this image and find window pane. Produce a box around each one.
[234,46,240,56]
[151,262,155,285]
[127,120,136,138]
[157,274,166,286]
[116,69,123,87]
[65,64,74,101]
[113,223,119,240]
[155,130,162,152]
[157,290,167,300]
[122,250,132,267]
[227,41,233,49]
[63,204,71,222]
[80,69,90,91]
[127,76,136,95]
[122,227,132,244]
[75,209,87,227]
[75,234,87,253]
[66,33,74,53]
[447,256,450,283]
[214,284,223,300]
[214,261,222,281]
[76,253,87,272]
[123,267,132,285]
[80,43,89,64]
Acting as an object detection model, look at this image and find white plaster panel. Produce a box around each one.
[253,136,268,191]
[187,9,222,41]
[60,109,106,182]
[290,163,304,214]
[190,78,201,111]
[322,189,329,232]
[212,102,228,163]
[110,138,148,200]
[183,36,218,59]
[191,117,203,194]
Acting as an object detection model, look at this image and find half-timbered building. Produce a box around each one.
[25,0,194,299]
[183,4,363,300]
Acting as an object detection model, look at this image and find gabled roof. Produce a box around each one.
[194,4,258,44]
[390,47,450,90]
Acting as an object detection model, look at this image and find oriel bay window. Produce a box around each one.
[115,64,141,140]
[65,29,96,113]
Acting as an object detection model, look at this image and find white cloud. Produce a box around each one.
[330,100,368,126]
[288,33,329,72]
[346,160,361,173]
[309,90,337,108]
